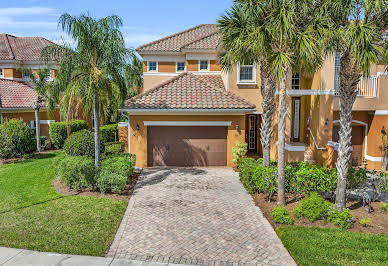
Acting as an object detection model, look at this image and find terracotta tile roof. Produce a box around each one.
[0,34,55,61]
[136,24,220,53]
[0,79,40,109]
[123,73,255,110]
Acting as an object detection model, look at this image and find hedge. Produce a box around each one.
[0,119,36,159]
[100,124,118,143]
[64,129,104,157]
[49,120,88,149]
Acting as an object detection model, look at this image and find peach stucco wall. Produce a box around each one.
[119,114,246,168]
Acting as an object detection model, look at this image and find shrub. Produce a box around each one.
[0,119,36,159]
[294,162,337,195]
[381,203,388,212]
[97,154,136,194]
[64,129,104,157]
[327,207,353,229]
[359,218,371,227]
[104,142,124,156]
[100,124,118,143]
[49,120,88,149]
[232,141,247,165]
[272,207,294,225]
[40,136,49,151]
[56,156,95,190]
[347,167,370,189]
[293,192,331,222]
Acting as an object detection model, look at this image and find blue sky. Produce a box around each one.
[0,0,232,48]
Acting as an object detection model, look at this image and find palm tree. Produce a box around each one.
[219,0,329,205]
[325,0,387,211]
[43,13,136,168]
[218,1,277,167]
[22,68,55,152]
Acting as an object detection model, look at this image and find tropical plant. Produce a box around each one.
[219,0,329,205]
[232,141,248,165]
[42,13,140,168]
[324,0,387,210]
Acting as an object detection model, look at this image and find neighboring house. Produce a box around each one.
[118,24,388,170]
[0,34,60,136]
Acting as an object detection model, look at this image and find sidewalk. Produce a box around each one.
[0,247,193,266]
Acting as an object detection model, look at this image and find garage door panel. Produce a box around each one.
[148,126,227,167]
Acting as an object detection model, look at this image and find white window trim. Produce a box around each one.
[237,63,257,84]
[198,60,210,72]
[147,61,158,72]
[0,68,4,78]
[176,62,186,73]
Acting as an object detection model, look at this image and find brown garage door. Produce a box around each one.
[147,126,227,167]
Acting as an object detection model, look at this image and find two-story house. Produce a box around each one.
[118,24,388,171]
[0,34,61,136]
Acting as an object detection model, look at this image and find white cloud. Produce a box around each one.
[0,7,55,16]
[124,33,162,46]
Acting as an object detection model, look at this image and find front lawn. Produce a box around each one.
[277,226,388,266]
[0,152,127,256]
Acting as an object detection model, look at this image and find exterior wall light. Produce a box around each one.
[235,124,239,131]
[382,126,386,135]
[136,124,140,131]
[325,118,329,126]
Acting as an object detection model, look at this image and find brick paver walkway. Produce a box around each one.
[108,168,295,266]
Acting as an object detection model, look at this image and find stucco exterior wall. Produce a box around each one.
[119,114,246,168]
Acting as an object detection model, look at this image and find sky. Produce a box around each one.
[0,0,233,48]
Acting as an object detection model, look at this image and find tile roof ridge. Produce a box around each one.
[182,30,219,49]
[2,34,15,59]
[0,78,33,87]
[125,72,188,104]
[136,24,215,51]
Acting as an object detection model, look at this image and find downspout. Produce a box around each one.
[121,112,130,154]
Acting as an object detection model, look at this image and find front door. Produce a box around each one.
[248,114,257,151]
[291,97,301,142]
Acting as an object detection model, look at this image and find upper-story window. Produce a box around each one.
[238,64,256,84]
[176,62,185,72]
[0,68,4,78]
[334,53,341,93]
[199,60,209,71]
[148,61,158,72]
[291,72,300,90]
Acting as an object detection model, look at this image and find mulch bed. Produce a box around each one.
[253,193,388,234]
[52,173,140,201]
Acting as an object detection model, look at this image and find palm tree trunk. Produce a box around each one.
[34,106,41,153]
[277,79,287,206]
[335,52,360,211]
[94,93,101,169]
[260,63,276,166]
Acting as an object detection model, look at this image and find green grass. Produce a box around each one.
[0,152,128,256]
[277,226,388,266]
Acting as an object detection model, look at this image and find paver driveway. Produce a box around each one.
[108,168,295,266]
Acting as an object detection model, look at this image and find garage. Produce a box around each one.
[147,126,227,167]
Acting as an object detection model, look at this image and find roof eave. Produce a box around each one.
[136,50,183,55]
[119,108,256,114]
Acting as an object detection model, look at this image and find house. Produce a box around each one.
[119,24,388,171]
[0,34,60,136]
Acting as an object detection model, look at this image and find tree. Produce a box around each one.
[219,0,329,205]
[22,68,55,152]
[43,13,137,168]
[218,1,277,167]
[325,0,387,211]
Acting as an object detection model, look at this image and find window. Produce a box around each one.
[291,72,300,90]
[0,68,3,77]
[238,64,256,83]
[148,61,157,72]
[334,53,341,93]
[176,62,185,72]
[199,60,209,71]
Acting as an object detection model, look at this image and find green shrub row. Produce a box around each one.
[63,129,105,157]
[239,158,372,196]
[104,142,125,157]
[49,120,88,149]
[100,124,118,143]
[56,153,136,194]
[0,119,36,159]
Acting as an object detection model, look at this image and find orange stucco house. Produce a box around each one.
[0,34,61,136]
[116,24,387,171]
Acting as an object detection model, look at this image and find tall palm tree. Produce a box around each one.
[218,2,277,167]
[325,0,387,211]
[22,68,55,152]
[219,0,329,205]
[43,13,135,168]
